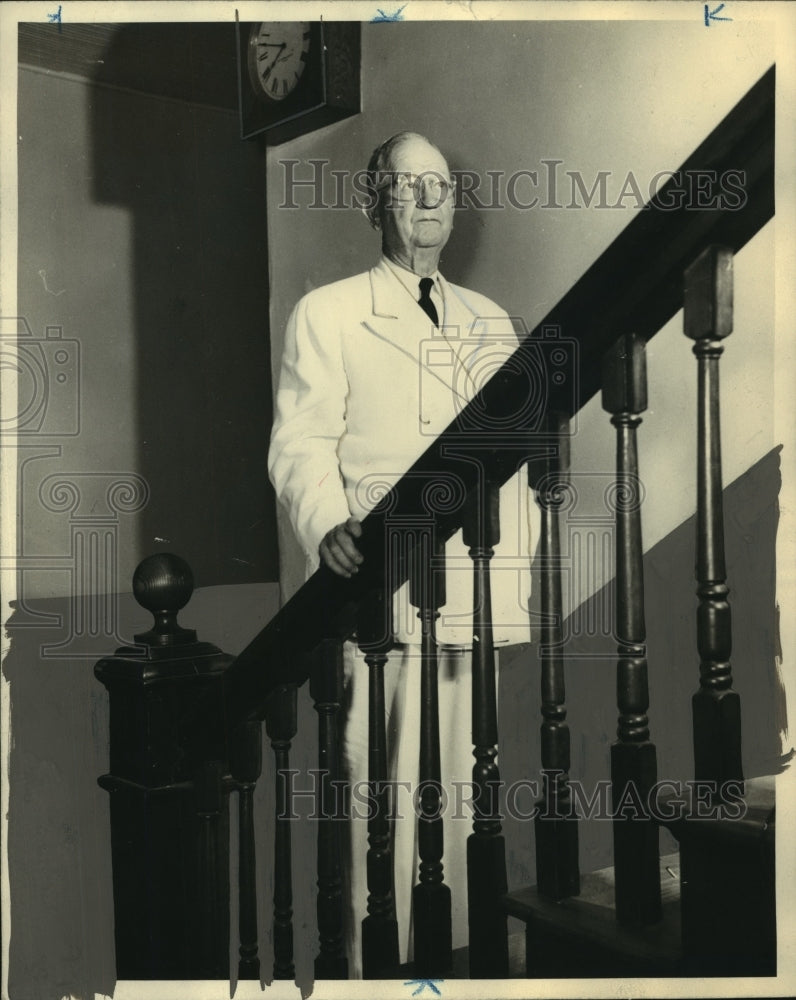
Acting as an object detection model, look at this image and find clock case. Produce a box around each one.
[236,21,361,143]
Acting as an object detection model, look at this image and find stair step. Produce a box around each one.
[396,931,526,980]
[664,776,776,976]
[502,852,683,977]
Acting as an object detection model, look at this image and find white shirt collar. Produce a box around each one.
[382,255,440,292]
[381,256,444,320]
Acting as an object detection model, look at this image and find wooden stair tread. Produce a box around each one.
[395,931,526,980]
[663,774,775,844]
[502,852,683,974]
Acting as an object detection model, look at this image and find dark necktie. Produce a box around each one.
[418,277,439,327]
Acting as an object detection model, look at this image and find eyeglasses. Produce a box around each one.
[375,171,457,205]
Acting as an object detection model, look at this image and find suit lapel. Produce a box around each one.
[363,260,480,403]
[364,258,431,363]
[437,273,485,410]
[438,273,476,333]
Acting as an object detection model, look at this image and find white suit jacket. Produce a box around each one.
[269,258,536,646]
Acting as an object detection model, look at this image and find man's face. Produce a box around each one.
[378,137,455,264]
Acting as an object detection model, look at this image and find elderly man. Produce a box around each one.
[269,132,534,975]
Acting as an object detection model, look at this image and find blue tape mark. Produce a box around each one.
[403,980,444,997]
[372,4,407,22]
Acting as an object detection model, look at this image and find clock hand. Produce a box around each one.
[257,41,286,66]
[259,42,287,83]
[273,45,295,66]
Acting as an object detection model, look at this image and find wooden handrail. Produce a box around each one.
[183,65,774,757]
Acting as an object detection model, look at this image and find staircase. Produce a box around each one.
[95,65,779,983]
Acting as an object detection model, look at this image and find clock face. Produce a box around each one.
[248,22,311,103]
[238,21,360,142]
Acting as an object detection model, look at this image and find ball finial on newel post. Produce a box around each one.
[133,553,198,645]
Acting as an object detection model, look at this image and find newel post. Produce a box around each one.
[95,553,233,980]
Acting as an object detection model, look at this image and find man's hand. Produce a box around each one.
[319,517,364,577]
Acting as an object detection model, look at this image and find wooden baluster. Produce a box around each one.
[602,333,662,926]
[311,640,348,979]
[230,719,263,979]
[410,530,452,977]
[357,586,400,978]
[684,245,744,793]
[462,480,509,978]
[195,758,229,978]
[528,413,580,900]
[265,683,298,980]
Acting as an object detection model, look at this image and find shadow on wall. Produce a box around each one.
[89,24,279,589]
[499,445,788,885]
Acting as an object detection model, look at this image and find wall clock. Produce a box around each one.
[236,20,361,143]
